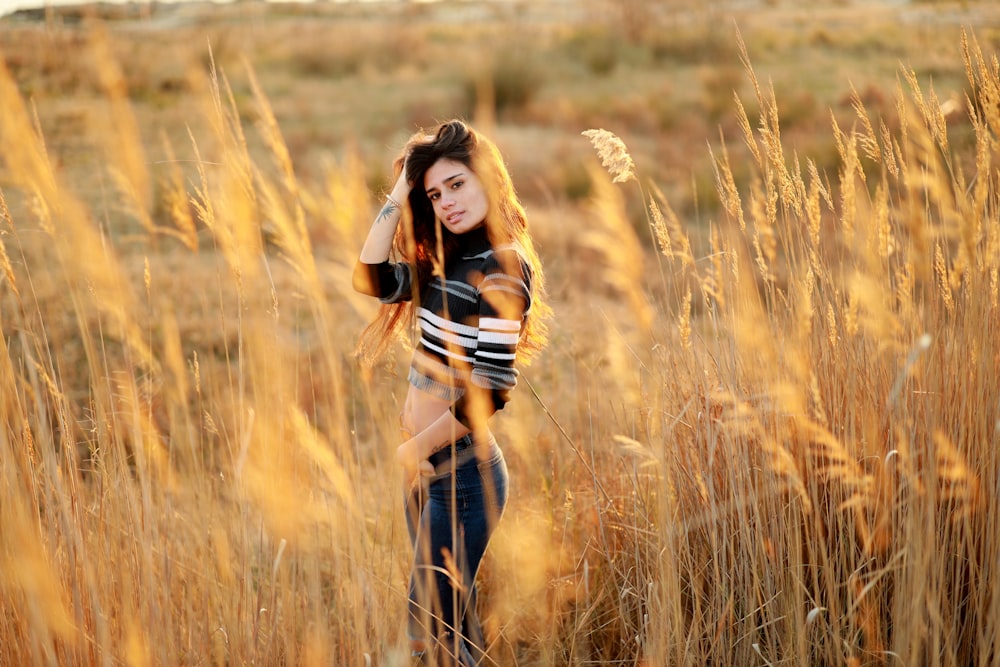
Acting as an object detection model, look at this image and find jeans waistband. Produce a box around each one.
[427,433,475,468]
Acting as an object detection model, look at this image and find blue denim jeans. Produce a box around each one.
[405,434,509,666]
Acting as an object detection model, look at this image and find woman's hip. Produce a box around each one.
[426,432,503,478]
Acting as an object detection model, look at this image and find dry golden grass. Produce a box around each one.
[1,2,1000,665]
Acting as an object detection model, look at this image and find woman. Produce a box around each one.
[353,120,549,665]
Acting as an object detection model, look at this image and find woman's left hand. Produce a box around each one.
[397,439,434,483]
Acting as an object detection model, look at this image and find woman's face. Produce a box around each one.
[423,158,489,235]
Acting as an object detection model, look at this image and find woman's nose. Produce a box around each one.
[440,197,455,209]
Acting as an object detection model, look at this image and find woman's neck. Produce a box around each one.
[457,225,490,253]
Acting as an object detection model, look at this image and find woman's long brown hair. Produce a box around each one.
[355,119,550,366]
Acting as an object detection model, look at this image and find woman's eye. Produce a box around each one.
[429,193,440,201]
[451,181,463,190]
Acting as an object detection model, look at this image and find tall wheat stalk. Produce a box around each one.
[580,28,999,667]
[0,29,413,666]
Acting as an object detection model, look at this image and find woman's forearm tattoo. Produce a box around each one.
[376,200,398,224]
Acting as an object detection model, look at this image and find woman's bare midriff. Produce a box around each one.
[400,384,454,439]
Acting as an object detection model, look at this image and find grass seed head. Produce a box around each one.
[582,128,637,184]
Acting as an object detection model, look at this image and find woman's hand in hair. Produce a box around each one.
[392,148,414,198]
[389,168,412,206]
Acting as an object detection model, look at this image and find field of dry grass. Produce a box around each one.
[1,0,1000,665]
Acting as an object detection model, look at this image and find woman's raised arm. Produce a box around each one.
[353,169,412,295]
[358,170,411,264]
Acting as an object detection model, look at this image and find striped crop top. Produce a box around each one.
[357,227,532,428]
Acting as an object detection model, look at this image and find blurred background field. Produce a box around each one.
[1,0,999,665]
